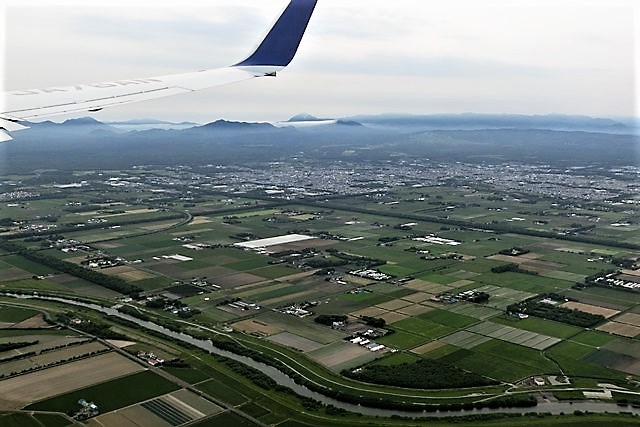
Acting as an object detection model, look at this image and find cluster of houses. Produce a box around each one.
[431,289,490,304]
[413,235,461,246]
[280,301,317,318]
[349,269,391,281]
[81,255,126,269]
[224,300,261,311]
[593,272,640,291]
[349,336,386,352]
[74,399,99,420]
[137,351,165,366]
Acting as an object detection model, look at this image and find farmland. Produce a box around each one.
[0,165,639,426]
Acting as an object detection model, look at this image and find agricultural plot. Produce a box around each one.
[0,264,31,282]
[88,404,171,427]
[0,334,88,360]
[440,330,492,349]
[405,279,451,294]
[0,305,38,324]
[466,321,561,350]
[491,315,582,339]
[377,329,431,349]
[440,344,556,382]
[470,285,536,310]
[584,349,640,376]
[447,269,481,280]
[250,312,345,344]
[613,312,640,327]
[396,303,433,316]
[561,301,620,318]
[7,313,49,329]
[0,341,106,377]
[596,321,640,338]
[102,265,156,282]
[350,306,388,318]
[144,390,223,426]
[306,341,384,371]
[418,309,477,329]
[541,270,587,282]
[1,255,56,276]
[400,291,433,303]
[231,319,282,337]
[0,352,144,409]
[379,310,409,324]
[444,302,502,320]
[266,332,324,352]
[27,370,180,414]
[376,298,413,311]
[46,274,124,299]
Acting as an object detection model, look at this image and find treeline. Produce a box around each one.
[6,212,184,239]
[292,200,640,251]
[314,315,347,326]
[0,340,38,352]
[361,316,386,328]
[0,241,141,296]
[57,312,128,340]
[117,305,151,321]
[498,247,529,256]
[343,358,496,389]
[507,299,604,328]
[303,257,347,268]
[326,248,385,267]
[491,263,538,275]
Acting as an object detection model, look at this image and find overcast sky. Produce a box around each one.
[2,0,638,123]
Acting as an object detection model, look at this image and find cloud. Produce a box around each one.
[3,0,637,121]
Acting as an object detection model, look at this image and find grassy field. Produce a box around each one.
[26,370,180,413]
[0,305,38,323]
[0,412,72,427]
[2,176,640,426]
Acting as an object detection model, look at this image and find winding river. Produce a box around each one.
[7,293,640,419]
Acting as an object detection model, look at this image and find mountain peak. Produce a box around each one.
[62,117,104,125]
[199,119,275,130]
[287,113,329,122]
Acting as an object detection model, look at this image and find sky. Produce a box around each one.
[2,0,638,124]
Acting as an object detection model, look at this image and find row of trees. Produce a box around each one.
[343,358,497,390]
[491,263,538,275]
[507,298,604,328]
[0,240,141,296]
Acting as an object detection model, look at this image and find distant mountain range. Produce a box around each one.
[1,113,637,174]
[344,113,637,134]
[24,113,637,135]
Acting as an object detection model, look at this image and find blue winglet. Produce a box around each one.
[234,0,317,67]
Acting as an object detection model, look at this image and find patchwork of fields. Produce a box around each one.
[0,179,639,425]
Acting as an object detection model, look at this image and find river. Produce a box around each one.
[6,293,640,419]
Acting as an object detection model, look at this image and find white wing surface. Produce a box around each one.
[0,0,317,142]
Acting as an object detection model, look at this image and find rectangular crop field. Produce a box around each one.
[26,370,180,413]
[561,301,620,318]
[596,321,640,338]
[445,302,501,319]
[0,352,145,409]
[267,332,324,352]
[440,330,491,349]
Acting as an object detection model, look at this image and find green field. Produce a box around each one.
[1,168,640,426]
[0,412,71,427]
[26,371,180,413]
[0,305,38,323]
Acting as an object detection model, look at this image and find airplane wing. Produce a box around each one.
[0,0,317,142]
